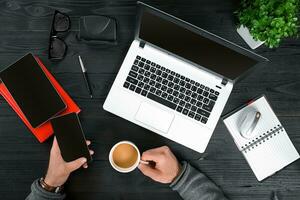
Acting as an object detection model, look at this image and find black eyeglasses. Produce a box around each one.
[48,10,71,60]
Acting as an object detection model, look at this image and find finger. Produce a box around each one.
[83,163,88,168]
[89,150,94,155]
[138,163,160,180]
[141,147,168,162]
[51,137,60,153]
[86,140,91,146]
[66,157,87,172]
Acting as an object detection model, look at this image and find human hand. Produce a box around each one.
[44,137,94,187]
[138,146,181,184]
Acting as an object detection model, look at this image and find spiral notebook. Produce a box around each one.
[223,95,299,181]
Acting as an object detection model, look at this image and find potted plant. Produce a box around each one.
[236,0,299,49]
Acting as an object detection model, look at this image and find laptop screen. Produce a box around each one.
[138,9,259,80]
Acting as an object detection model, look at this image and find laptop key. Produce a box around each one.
[126,77,138,85]
[215,91,220,96]
[149,80,155,86]
[196,101,203,107]
[147,93,176,110]
[132,65,139,72]
[144,84,150,90]
[191,86,197,91]
[203,98,209,104]
[138,82,144,88]
[173,98,180,104]
[156,70,162,75]
[162,79,168,85]
[179,100,185,106]
[197,108,210,118]
[138,68,145,74]
[197,88,203,94]
[201,117,208,124]
[161,85,167,91]
[176,106,183,112]
[168,82,174,88]
[174,84,180,90]
[188,112,195,118]
[173,91,179,97]
[191,92,197,99]
[182,109,188,115]
[123,82,130,88]
[162,92,168,98]
[137,75,143,81]
[146,60,151,64]
[209,93,218,101]
[190,98,197,105]
[202,100,215,112]
[185,103,191,109]
[191,105,197,112]
[197,95,203,101]
[178,93,185,99]
[136,55,141,60]
[144,77,150,83]
[141,90,147,96]
[194,114,201,121]
[155,83,161,89]
[129,85,136,91]
[144,64,150,70]
[150,87,156,93]
[141,57,146,62]
[145,71,151,77]
[134,60,139,65]
[155,90,162,96]
[195,82,200,87]
[167,95,174,101]
[138,62,144,67]
[203,91,209,97]
[185,83,191,89]
[135,87,142,94]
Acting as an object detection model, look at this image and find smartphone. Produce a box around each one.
[51,113,92,163]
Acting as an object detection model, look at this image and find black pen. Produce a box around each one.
[78,55,93,98]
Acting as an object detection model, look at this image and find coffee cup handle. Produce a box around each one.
[139,160,149,165]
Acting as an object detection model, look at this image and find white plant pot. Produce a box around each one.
[237,25,265,49]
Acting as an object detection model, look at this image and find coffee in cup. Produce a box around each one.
[109,141,141,173]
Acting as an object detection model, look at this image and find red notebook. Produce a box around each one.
[0,56,80,142]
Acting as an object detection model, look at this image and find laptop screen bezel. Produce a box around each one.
[134,2,268,82]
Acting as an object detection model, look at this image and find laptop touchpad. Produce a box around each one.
[135,102,174,133]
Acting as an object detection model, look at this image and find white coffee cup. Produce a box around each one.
[109,141,141,173]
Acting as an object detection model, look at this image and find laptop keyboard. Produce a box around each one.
[123,55,219,124]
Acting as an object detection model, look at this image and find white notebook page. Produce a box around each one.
[224,96,299,181]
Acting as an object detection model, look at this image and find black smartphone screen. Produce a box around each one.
[51,113,92,163]
[0,53,66,128]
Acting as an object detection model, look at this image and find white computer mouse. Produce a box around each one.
[239,108,261,139]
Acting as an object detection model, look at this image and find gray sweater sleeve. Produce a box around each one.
[170,162,228,200]
[25,179,66,200]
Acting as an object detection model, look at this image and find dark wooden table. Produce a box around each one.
[0,0,299,199]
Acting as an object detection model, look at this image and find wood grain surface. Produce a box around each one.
[0,0,299,199]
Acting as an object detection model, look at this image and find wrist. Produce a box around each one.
[39,177,64,194]
[44,173,65,187]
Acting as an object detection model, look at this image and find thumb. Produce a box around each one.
[138,163,160,180]
[66,157,87,172]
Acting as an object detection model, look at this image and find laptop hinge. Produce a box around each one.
[139,41,146,48]
[221,78,228,86]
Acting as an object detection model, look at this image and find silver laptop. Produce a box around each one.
[103,2,267,153]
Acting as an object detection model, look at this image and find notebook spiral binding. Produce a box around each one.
[241,124,284,153]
